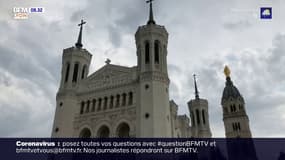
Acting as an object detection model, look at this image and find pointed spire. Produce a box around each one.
[222,66,244,104]
[193,74,199,99]
[75,19,86,48]
[146,0,156,25]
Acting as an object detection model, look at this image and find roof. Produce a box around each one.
[77,64,137,93]
[222,77,244,103]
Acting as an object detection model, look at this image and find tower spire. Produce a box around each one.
[75,19,86,48]
[193,74,199,99]
[188,74,212,138]
[146,0,156,25]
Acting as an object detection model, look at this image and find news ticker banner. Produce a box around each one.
[0,138,284,160]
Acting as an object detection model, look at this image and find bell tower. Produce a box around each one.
[222,66,258,160]
[188,74,212,138]
[221,66,252,138]
[58,20,91,90]
[135,0,172,137]
[52,20,92,137]
[136,0,168,74]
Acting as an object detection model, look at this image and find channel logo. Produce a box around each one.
[13,7,29,19]
[260,7,272,19]
[13,7,45,20]
[30,7,45,13]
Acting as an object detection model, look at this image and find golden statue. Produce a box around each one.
[224,65,231,77]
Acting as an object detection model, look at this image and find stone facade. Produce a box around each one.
[51,4,253,138]
[51,23,195,138]
[188,99,212,138]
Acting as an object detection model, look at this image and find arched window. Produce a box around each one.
[81,65,87,79]
[116,94,120,107]
[145,41,150,64]
[230,105,232,112]
[80,101,85,114]
[202,110,206,125]
[233,105,236,112]
[110,96,114,109]
[122,93,127,106]
[128,92,133,105]
[116,123,130,138]
[92,99,96,112]
[154,40,160,64]
[232,123,236,131]
[79,128,92,138]
[232,122,241,131]
[239,104,243,110]
[64,63,70,83]
[97,126,110,138]
[86,100,90,113]
[196,109,200,125]
[237,122,241,131]
[103,97,108,110]
[97,98,102,111]
[72,63,79,82]
[191,111,195,126]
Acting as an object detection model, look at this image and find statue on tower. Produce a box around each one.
[224,65,231,77]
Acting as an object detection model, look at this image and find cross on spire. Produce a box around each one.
[75,19,86,48]
[193,74,200,99]
[146,0,156,25]
[105,58,111,65]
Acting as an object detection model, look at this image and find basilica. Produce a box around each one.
[51,1,253,138]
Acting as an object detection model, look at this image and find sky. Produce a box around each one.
[0,0,284,137]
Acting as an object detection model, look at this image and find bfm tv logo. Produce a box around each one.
[260,7,272,19]
[13,7,44,19]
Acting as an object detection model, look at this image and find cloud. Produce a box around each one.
[0,69,54,137]
[108,25,122,48]
[224,20,252,30]
[267,34,285,82]
[0,12,60,137]
[185,33,285,137]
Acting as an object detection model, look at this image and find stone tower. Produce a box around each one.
[188,75,212,138]
[135,0,172,137]
[221,66,252,138]
[52,20,92,137]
